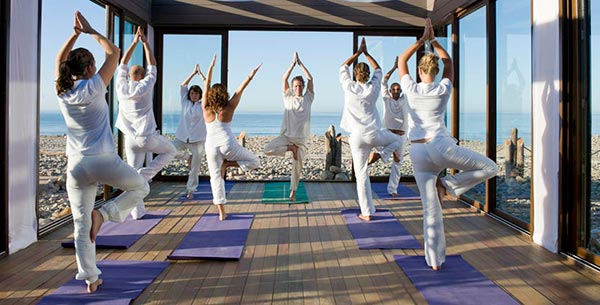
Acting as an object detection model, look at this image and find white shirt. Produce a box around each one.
[57,74,115,156]
[381,77,408,131]
[175,85,206,143]
[280,90,314,142]
[115,64,157,137]
[400,74,453,140]
[339,65,383,134]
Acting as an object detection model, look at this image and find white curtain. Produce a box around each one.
[531,0,560,253]
[8,0,39,253]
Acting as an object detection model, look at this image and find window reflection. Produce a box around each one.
[588,0,600,256]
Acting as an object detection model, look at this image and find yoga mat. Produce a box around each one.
[262,181,309,204]
[372,182,420,200]
[37,260,169,305]
[394,255,519,305]
[341,208,421,249]
[179,180,235,201]
[168,213,254,260]
[62,210,171,249]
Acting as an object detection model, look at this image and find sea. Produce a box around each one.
[39,111,600,145]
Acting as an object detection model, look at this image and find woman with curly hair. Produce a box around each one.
[340,38,401,221]
[202,55,261,220]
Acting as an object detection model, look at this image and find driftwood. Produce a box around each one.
[504,128,524,177]
[325,125,342,169]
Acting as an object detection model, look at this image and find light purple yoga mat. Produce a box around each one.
[179,180,235,201]
[394,255,519,305]
[37,260,169,305]
[341,208,421,249]
[168,213,254,260]
[372,182,421,200]
[62,210,171,249]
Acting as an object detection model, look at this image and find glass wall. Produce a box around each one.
[458,7,488,203]
[444,24,453,132]
[38,0,106,228]
[588,0,600,257]
[495,0,532,223]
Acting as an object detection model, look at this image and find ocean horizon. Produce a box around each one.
[39,111,600,145]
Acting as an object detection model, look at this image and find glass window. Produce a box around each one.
[495,0,532,223]
[444,24,453,132]
[589,0,599,256]
[458,7,488,203]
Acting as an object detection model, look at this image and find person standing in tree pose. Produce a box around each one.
[264,52,314,200]
[340,38,401,221]
[398,18,497,270]
[203,55,261,220]
[56,11,149,293]
[116,26,176,219]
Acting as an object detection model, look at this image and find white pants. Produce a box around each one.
[172,139,206,193]
[350,129,401,217]
[410,136,497,267]
[264,135,307,191]
[377,133,407,194]
[206,138,260,204]
[67,152,149,284]
[125,132,176,218]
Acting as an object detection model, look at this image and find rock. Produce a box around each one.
[321,171,335,180]
[329,166,342,174]
[334,173,349,181]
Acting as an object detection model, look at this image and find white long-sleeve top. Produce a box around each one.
[400,74,453,140]
[57,74,115,157]
[339,65,383,134]
[381,77,408,131]
[175,85,206,143]
[115,64,157,137]
[280,90,314,142]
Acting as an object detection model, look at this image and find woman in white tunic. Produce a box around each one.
[116,27,176,219]
[173,64,207,199]
[398,19,497,270]
[55,12,149,293]
[340,38,401,221]
[203,55,261,220]
[264,52,314,200]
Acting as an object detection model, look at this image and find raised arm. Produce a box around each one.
[228,63,262,111]
[121,28,140,65]
[342,37,367,67]
[182,64,199,87]
[138,27,156,65]
[202,57,216,104]
[282,53,296,94]
[431,39,452,82]
[361,38,380,71]
[297,53,314,94]
[384,56,398,81]
[55,15,81,80]
[398,18,433,79]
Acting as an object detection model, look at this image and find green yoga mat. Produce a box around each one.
[262,181,309,204]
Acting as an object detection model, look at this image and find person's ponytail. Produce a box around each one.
[56,48,94,95]
[56,62,74,95]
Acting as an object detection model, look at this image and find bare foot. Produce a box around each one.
[432,266,442,271]
[186,192,194,199]
[87,278,103,293]
[390,192,398,197]
[288,145,298,160]
[367,152,381,165]
[217,204,227,221]
[358,214,371,221]
[436,177,447,204]
[393,151,401,163]
[90,209,104,243]
[289,190,296,201]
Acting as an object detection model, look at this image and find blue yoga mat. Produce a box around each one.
[372,182,420,200]
[341,208,421,249]
[37,260,169,305]
[394,255,519,305]
[168,213,254,260]
[62,210,171,249]
[179,180,235,201]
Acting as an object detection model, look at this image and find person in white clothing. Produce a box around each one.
[116,27,176,219]
[55,12,149,293]
[173,64,207,199]
[398,18,497,271]
[340,38,401,221]
[264,52,314,200]
[203,54,261,221]
[368,56,408,196]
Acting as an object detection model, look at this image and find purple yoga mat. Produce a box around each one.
[394,255,519,305]
[341,208,421,249]
[62,210,171,249]
[372,182,421,200]
[37,260,169,305]
[168,213,254,260]
[179,180,235,201]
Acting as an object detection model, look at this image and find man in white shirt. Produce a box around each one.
[264,52,314,200]
[116,27,176,219]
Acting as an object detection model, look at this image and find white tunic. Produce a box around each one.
[115,64,157,137]
[381,77,408,131]
[400,74,453,140]
[57,74,115,156]
[280,90,314,142]
[175,85,206,143]
[205,116,233,147]
[339,65,383,134]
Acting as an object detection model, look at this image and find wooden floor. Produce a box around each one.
[1,181,600,304]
